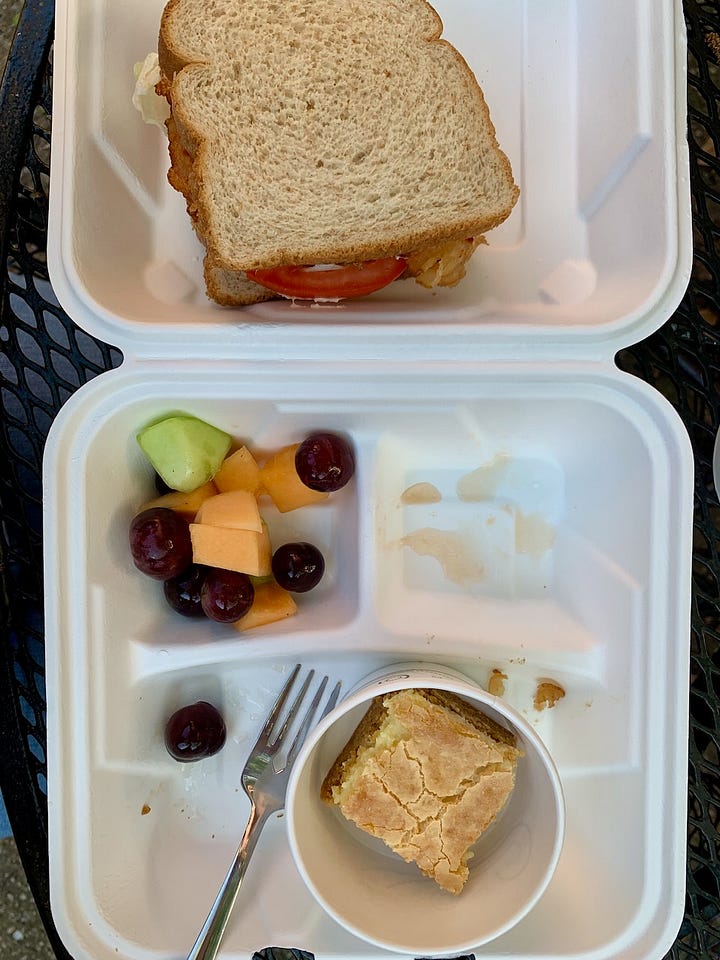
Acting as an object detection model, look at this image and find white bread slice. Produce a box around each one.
[164,106,492,305]
[165,113,275,303]
[158,0,518,302]
[205,258,277,306]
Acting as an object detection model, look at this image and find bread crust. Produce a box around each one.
[204,257,277,305]
[158,0,199,80]
[158,0,445,80]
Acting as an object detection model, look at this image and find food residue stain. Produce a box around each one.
[400,482,442,505]
[515,511,556,557]
[457,454,512,501]
[487,669,507,697]
[400,528,485,586]
[534,680,566,711]
[141,804,151,816]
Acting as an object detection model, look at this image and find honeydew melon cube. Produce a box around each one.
[137,415,232,493]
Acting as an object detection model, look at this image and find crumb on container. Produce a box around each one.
[487,668,507,697]
[141,803,152,816]
[534,680,566,711]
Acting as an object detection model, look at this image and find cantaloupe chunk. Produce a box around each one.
[233,581,297,631]
[190,522,272,576]
[139,481,218,522]
[214,446,263,495]
[260,444,328,513]
[194,490,262,532]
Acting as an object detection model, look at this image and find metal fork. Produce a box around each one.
[187,664,341,960]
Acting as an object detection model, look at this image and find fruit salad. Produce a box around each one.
[129,413,354,630]
[128,413,355,762]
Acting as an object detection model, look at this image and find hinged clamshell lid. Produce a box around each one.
[48,0,690,362]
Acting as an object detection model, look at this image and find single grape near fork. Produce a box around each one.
[186,664,341,960]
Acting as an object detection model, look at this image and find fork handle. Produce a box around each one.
[186,802,275,960]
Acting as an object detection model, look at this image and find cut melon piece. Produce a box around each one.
[190,522,272,576]
[214,446,263,495]
[139,481,218,522]
[194,490,262,533]
[260,444,328,513]
[234,581,298,631]
[137,415,232,493]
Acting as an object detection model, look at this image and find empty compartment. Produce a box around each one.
[374,389,652,658]
[370,376,687,779]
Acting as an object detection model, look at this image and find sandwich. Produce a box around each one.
[157,0,519,304]
[321,688,521,894]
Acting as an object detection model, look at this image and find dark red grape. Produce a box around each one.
[129,507,192,580]
[295,432,355,492]
[164,701,226,762]
[272,541,325,593]
[154,472,172,495]
[200,568,255,622]
[164,565,208,618]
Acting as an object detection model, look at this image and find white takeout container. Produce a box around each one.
[44,2,693,960]
[287,662,565,956]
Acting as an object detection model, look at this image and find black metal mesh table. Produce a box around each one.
[1,2,719,959]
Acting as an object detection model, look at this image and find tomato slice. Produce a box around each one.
[247,257,407,300]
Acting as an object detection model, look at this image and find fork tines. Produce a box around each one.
[260,664,341,762]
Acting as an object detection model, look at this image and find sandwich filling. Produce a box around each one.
[247,257,407,300]
[244,237,484,300]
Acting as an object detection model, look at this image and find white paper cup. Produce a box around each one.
[286,662,565,957]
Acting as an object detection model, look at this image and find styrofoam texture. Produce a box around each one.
[286,662,565,956]
[44,362,693,960]
[47,0,691,359]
